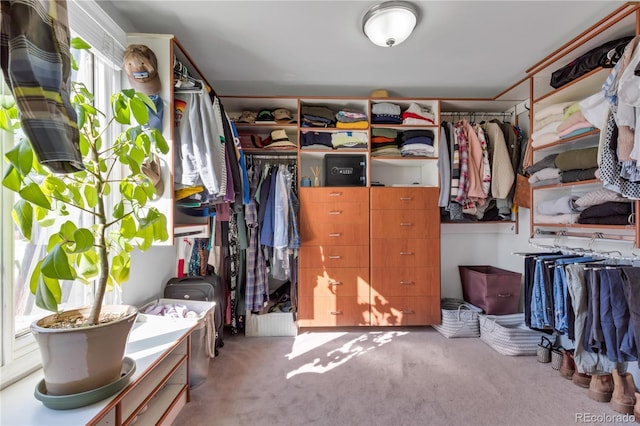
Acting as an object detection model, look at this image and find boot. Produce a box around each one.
[573,371,592,389]
[610,368,637,415]
[587,372,614,402]
[560,348,575,379]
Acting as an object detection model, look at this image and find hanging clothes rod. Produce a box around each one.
[249,154,297,160]
[532,229,635,242]
[440,112,514,117]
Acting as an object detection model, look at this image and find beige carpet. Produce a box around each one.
[174,328,635,426]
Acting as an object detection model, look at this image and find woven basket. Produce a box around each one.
[479,313,548,356]
[433,298,483,338]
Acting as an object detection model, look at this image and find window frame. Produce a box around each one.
[0,47,123,390]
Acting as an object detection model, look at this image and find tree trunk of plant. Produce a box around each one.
[88,165,108,325]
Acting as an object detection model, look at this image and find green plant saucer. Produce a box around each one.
[34,357,136,410]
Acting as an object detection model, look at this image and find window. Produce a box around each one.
[1,1,127,387]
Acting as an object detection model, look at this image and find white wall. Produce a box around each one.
[440,208,532,301]
[122,245,178,307]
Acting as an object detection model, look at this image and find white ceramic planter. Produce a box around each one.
[31,304,138,396]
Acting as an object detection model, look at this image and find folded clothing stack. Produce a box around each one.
[301,105,335,128]
[331,131,368,149]
[335,110,368,129]
[371,128,399,157]
[300,131,332,149]
[400,129,435,157]
[402,103,435,125]
[371,102,402,124]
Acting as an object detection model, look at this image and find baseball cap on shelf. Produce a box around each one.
[256,109,275,122]
[267,129,296,149]
[123,44,161,95]
[274,108,294,124]
[237,110,257,124]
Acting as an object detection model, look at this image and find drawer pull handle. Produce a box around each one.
[400,197,413,201]
[400,281,415,285]
[330,311,343,315]
[329,192,342,197]
[400,222,413,227]
[402,310,415,314]
[328,255,342,259]
[328,281,343,286]
[329,233,342,237]
[497,293,512,298]
[399,252,414,256]
[328,210,342,215]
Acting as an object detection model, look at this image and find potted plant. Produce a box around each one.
[1,38,169,398]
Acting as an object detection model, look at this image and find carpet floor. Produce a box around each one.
[174,327,636,426]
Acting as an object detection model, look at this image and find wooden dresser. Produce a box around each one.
[370,187,441,326]
[297,187,371,326]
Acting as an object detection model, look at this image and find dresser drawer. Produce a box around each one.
[370,267,439,297]
[371,187,438,210]
[370,296,441,326]
[300,201,369,225]
[371,210,439,239]
[301,221,369,246]
[300,187,369,204]
[299,245,369,268]
[297,296,370,327]
[298,268,370,298]
[371,239,439,268]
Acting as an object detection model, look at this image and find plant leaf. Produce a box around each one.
[150,128,169,154]
[135,92,156,111]
[84,184,98,208]
[11,200,33,240]
[133,186,147,206]
[41,244,76,280]
[70,37,91,50]
[19,182,51,210]
[75,103,86,128]
[122,88,135,98]
[120,215,136,239]
[77,251,99,279]
[113,200,124,219]
[2,164,22,192]
[110,253,130,284]
[72,228,94,252]
[5,139,33,176]
[79,133,90,156]
[0,109,9,131]
[112,94,130,125]
[152,214,169,242]
[35,205,55,227]
[130,97,149,125]
[59,220,77,241]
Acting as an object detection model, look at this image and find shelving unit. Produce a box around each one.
[526,3,640,247]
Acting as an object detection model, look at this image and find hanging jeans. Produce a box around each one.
[600,268,636,362]
[531,255,566,329]
[621,267,640,367]
[553,257,593,334]
[566,263,616,374]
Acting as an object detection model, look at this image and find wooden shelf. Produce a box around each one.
[532,128,600,151]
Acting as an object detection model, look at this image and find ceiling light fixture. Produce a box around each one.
[362,1,419,48]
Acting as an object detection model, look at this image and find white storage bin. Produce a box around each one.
[140,298,216,387]
[245,311,297,337]
[479,313,547,356]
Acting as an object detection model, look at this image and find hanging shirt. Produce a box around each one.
[0,0,83,173]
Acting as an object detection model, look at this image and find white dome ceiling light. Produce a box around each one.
[362,1,420,48]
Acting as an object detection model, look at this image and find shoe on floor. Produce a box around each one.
[559,348,575,380]
[588,372,614,402]
[610,368,636,415]
[573,371,592,388]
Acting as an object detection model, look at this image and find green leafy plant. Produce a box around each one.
[1,38,169,325]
